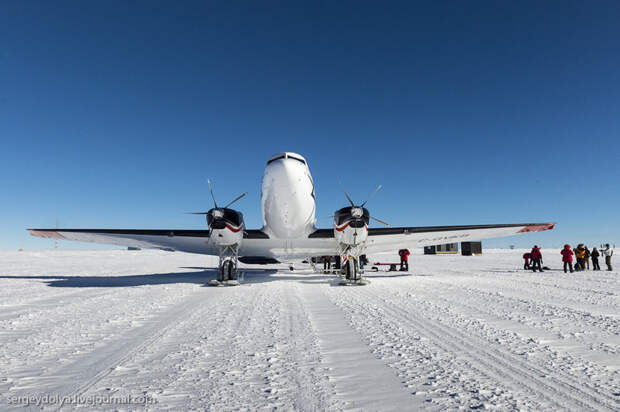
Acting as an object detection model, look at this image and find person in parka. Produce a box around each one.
[601,244,614,271]
[575,244,587,271]
[522,252,531,270]
[530,246,543,272]
[591,247,601,271]
[560,244,574,273]
[398,249,410,271]
[584,246,591,270]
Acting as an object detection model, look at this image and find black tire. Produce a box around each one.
[228,261,234,280]
[220,262,227,281]
[344,259,359,281]
[221,260,235,281]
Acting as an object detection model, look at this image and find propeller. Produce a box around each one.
[186,179,247,215]
[208,179,218,208]
[361,184,382,207]
[370,216,390,226]
[339,183,355,207]
[223,191,248,209]
[338,184,391,227]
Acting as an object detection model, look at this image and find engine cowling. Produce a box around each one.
[333,206,369,246]
[207,207,245,247]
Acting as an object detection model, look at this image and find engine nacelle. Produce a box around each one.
[207,207,245,247]
[333,206,369,246]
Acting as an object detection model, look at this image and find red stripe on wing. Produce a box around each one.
[518,223,556,233]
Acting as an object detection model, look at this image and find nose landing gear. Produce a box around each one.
[208,244,241,286]
[336,245,370,286]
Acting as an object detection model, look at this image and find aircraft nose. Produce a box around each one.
[262,157,314,238]
[267,158,298,184]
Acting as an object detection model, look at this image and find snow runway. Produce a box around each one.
[1,250,619,410]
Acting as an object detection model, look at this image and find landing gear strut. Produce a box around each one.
[337,245,369,285]
[209,244,241,286]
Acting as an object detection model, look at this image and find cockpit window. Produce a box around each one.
[267,154,306,165]
[267,155,285,165]
[288,155,305,164]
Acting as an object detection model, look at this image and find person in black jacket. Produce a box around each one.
[323,256,331,272]
[359,254,368,270]
[591,247,601,271]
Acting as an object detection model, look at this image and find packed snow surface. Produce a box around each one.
[1,249,619,411]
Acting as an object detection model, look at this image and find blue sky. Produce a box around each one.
[1,0,619,250]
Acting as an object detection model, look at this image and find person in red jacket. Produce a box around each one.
[530,245,543,272]
[522,252,531,270]
[560,244,574,273]
[398,249,410,271]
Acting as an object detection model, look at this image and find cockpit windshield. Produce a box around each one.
[266,153,306,165]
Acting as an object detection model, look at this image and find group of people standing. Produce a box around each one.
[523,244,614,273]
[561,244,614,273]
[522,246,544,272]
[321,255,368,272]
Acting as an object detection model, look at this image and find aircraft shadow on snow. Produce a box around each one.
[0,268,341,288]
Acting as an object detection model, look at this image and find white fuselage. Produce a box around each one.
[261,153,316,239]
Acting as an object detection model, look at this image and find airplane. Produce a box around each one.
[29,152,556,285]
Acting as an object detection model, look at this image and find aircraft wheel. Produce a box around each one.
[222,260,235,281]
[344,259,359,281]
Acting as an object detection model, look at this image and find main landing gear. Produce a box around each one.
[209,244,241,286]
[336,245,370,286]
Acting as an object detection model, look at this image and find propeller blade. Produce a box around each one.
[207,179,218,208]
[339,183,355,206]
[371,216,391,227]
[223,192,248,209]
[185,212,209,215]
[361,184,382,207]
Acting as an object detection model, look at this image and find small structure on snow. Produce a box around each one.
[424,243,459,255]
[461,241,482,256]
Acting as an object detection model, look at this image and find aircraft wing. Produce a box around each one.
[28,222,555,261]
[26,228,336,261]
[27,229,268,255]
[309,222,556,255]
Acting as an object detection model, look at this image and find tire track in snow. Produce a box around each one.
[303,284,422,411]
[75,283,264,411]
[197,285,280,409]
[444,276,618,315]
[0,289,120,322]
[386,284,620,408]
[279,283,343,411]
[353,286,618,411]
[0,286,204,385]
[385,277,620,367]
[6,285,233,411]
[200,282,340,411]
[433,267,619,311]
[65,288,224,402]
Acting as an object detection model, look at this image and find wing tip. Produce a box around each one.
[27,229,66,239]
[518,222,557,233]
